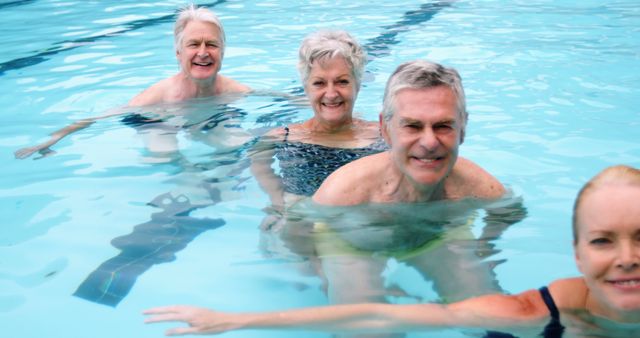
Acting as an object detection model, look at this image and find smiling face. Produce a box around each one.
[304,56,357,126]
[381,86,462,187]
[575,184,640,320]
[176,20,223,81]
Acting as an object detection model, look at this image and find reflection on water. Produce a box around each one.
[265,198,525,293]
[73,94,301,307]
[260,196,527,337]
[73,191,225,306]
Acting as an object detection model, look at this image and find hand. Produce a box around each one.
[260,214,286,231]
[14,146,55,160]
[144,305,242,336]
[260,204,285,231]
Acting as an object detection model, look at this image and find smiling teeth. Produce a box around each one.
[612,279,640,286]
[415,158,438,163]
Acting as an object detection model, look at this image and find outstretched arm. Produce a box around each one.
[143,290,550,336]
[249,130,286,210]
[14,108,129,159]
[14,118,95,159]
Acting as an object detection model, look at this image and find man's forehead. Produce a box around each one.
[184,36,220,42]
[393,90,457,117]
[395,86,456,100]
[183,21,221,37]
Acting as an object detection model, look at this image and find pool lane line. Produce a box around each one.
[364,1,454,61]
[0,0,37,11]
[0,0,227,76]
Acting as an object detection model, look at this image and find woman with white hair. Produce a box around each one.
[251,30,386,221]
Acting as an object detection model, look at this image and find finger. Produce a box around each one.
[143,305,184,315]
[166,327,204,336]
[144,314,182,324]
[164,327,195,336]
[14,149,33,159]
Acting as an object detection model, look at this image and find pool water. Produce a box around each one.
[1,1,639,337]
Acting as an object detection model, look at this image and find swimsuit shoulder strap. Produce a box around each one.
[539,286,565,338]
[539,286,560,319]
[283,126,290,142]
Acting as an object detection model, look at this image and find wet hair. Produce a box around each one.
[297,30,366,91]
[381,60,467,137]
[174,4,225,54]
[572,165,640,243]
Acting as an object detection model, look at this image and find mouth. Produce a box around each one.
[321,101,344,109]
[193,61,213,67]
[607,278,640,289]
[411,155,444,164]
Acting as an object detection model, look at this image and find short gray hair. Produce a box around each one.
[381,60,467,132]
[297,30,366,90]
[174,4,226,54]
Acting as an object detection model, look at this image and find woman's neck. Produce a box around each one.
[585,291,640,324]
[305,116,355,134]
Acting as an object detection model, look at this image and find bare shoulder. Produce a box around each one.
[128,78,173,107]
[354,118,379,130]
[548,277,588,309]
[448,157,505,199]
[355,118,382,138]
[443,289,550,331]
[313,152,387,206]
[218,75,251,93]
[263,126,287,140]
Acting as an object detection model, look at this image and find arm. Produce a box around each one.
[480,197,527,238]
[249,131,286,209]
[143,290,550,336]
[14,108,127,160]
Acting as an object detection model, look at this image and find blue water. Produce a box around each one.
[1,1,639,337]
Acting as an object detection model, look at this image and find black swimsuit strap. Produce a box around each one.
[484,287,565,338]
[539,286,560,320]
[283,126,290,142]
[539,286,565,337]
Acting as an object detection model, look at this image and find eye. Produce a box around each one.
[312,81,325,87]
[434,122,454,132]
[589,237,612,245]
[402,123,421,130]
[338,79,350,85]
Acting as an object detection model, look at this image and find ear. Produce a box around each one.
[574,244,584,274]
[459,128,465,145]
[379,113,391,145]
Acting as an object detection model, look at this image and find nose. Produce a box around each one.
[419,127,439,150]
[197,42,207,56]
[617,241,640,271]
[325,83,339,99]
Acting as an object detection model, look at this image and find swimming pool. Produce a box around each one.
[2,1,639,337]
